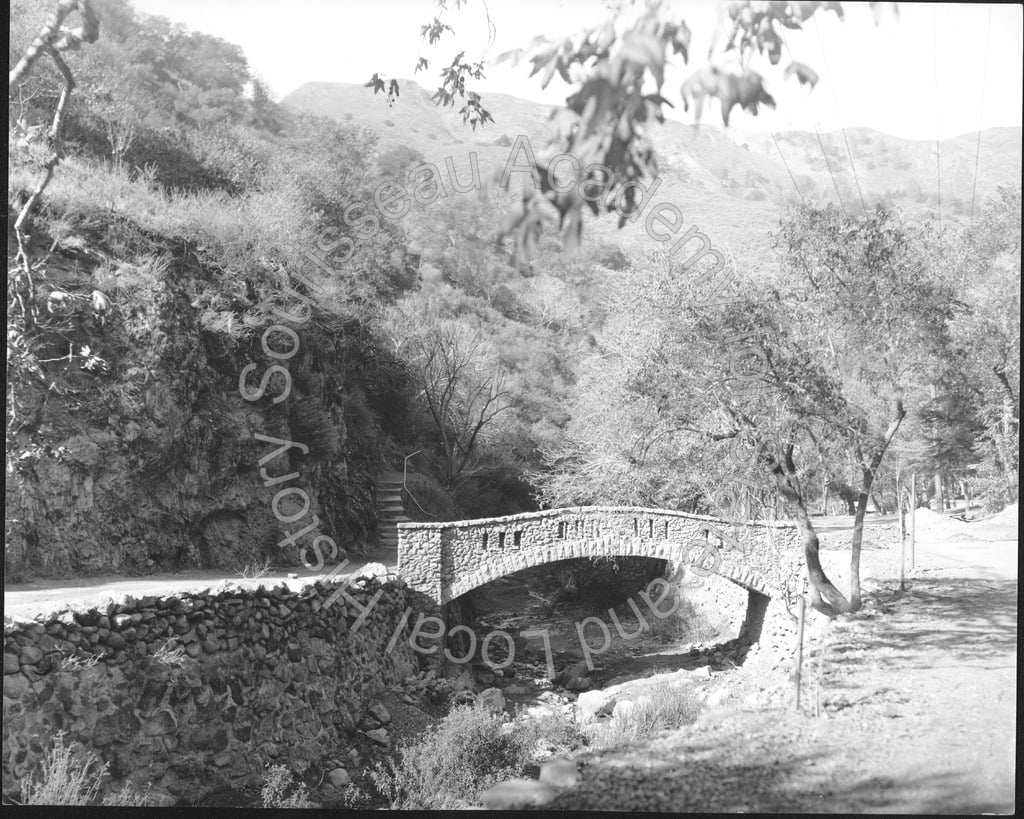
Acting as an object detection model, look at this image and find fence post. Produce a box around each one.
[909,473,917,572]
[898,475,906,590]
[794,594,806,712]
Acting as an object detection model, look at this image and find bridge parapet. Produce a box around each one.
[398,506,802,607]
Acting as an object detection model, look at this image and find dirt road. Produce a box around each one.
[549,511,1018,813]
[3,550,398,623]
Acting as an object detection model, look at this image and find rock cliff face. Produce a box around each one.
[6,239,389,580]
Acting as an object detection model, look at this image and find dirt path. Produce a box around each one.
[2,550,397,623]
[549,516,1017,813]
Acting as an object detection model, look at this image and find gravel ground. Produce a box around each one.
[545,511,1018,813]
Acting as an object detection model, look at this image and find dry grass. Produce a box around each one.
[644,587,730,646]
[585,682,700,749]
[9,153,326,314]
[16,732,151,806]
[150,639,187,667]
[57,652,100,672]
[260,765,315,809]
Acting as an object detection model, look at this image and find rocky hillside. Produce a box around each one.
[5,226,393,581]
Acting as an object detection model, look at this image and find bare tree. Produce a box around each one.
[384,307,511,490]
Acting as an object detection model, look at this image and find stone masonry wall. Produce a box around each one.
[399,506,804,606]
[2,577,419,805]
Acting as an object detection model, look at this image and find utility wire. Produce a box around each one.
[970,7,993,225]
[771,131,806,203]
[812,17,867,212]
[776,30,834,208]
[932,7,943,232]
[815,125,845,209]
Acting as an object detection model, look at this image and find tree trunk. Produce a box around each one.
[767,446,852,617]
[849,401,906,612]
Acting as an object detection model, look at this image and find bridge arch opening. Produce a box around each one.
[438,555,770,678]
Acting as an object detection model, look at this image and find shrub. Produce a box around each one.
[646,590,725,645]
[402,472,460,522]
[518,706,589,759]
[370,702,534,809]
[16,732,151,806]
[339,784,377,810]
[378,144,425,177]
[238,557,271,580]
[260,765,315,808]
[585,682,700,749]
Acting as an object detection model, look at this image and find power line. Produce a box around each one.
[812,17,867,212]
[771,131,806,204]
[970,7,993,225]
[932,7,942,232]
[815,125,845,209]
[777,30,840,210]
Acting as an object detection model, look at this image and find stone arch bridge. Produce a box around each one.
[397,507,803,621]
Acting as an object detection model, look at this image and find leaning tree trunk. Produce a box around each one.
[848,401,906,611]
[764,401,906,618]
[766,444,853,618]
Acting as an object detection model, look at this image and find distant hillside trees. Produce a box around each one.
[377,144,425,178]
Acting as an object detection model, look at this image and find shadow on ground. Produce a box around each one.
[825,577,1017,671]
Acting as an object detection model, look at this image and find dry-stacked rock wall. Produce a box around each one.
[3,577,418,804]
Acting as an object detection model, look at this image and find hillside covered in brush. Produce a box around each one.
[7,0,1020,584]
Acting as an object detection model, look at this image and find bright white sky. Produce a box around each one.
[130,0,1022,140]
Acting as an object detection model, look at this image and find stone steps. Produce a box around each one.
[375,474,410,549]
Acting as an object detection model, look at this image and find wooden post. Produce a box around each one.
[909,473,917,572]
[815,619,830,718]
[898,475,906,590]
[794,595,806,712]
[898,515,906,591]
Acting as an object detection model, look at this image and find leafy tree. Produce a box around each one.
[369,0,894,259]
[764,205,959,614]
[536,204,961,617]
[377,144,426,178]
[946,186,1021,504]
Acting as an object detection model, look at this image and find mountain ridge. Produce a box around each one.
[281,79,1021,267]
